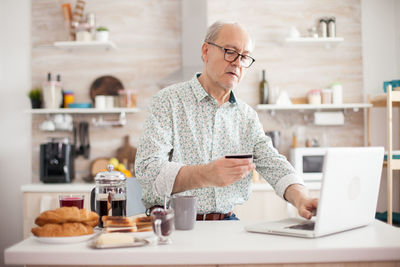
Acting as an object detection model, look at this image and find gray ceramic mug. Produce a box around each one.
[170,195,197,230]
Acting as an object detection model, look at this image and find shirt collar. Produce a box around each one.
[190,73,237,104]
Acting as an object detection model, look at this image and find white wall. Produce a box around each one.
[362,0,400,212]
[0,0,31,266]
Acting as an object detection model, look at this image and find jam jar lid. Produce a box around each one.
[95,164,126,182]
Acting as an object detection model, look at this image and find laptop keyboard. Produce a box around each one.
[286,222,315,231]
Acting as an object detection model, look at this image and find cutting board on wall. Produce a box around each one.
[116,135,137,176]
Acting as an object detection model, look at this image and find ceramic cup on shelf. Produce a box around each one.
[95,95,106,109]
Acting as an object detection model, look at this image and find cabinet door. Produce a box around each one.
[23,192,91,239]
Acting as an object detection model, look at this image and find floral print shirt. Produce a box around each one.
[135,73,303,213]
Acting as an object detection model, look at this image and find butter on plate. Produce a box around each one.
[96,233,135,246]
[92,233,149,249]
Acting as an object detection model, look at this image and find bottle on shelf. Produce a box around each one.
[42,72,62,109]
[319,18,328,38]
[328,17,336,38]
[292,132,298,148]
[259,69,269,104]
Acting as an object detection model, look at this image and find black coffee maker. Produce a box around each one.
[40,138,75,183]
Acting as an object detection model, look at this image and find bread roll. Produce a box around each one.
[32,222,94,237]
[35,207,99,226]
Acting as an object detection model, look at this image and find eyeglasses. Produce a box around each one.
[206,42,255,68]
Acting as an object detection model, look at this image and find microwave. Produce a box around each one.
[289,147,328,182]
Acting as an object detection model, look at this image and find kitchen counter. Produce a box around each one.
[5,220,400,266]
[21,183,95,192]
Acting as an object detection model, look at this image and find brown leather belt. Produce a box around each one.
[148,206,232,221]
[196,212,233,221]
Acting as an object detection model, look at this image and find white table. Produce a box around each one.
[4,220,400,266]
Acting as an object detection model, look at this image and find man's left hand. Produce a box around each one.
[284,184,318,220]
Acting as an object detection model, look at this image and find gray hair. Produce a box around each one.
[204,20,254,48]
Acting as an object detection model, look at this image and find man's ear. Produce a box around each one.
[201,42,208,63]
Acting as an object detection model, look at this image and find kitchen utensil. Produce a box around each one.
[116,135,137,176]
[90,164,127,228]
[90,157,109,178]
[90,75,124,103]
[265,131,281,150]
[77,122,90,159]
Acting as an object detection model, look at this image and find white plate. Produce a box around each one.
[33,233,98,244]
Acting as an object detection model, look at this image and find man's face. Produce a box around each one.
[202,24,253,92]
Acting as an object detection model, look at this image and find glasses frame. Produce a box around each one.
[206,42,255,68]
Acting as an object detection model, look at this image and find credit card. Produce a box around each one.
[225,154,253,159]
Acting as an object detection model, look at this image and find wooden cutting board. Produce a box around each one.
[89,75,124,103]
[90,157,109,179]
[116,135,137,176]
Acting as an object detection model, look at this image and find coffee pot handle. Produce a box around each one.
[90,187,96,212]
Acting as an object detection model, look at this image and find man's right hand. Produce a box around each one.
[202,157,255,187]
[173,156,255,194]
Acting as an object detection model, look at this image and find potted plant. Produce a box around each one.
[95,26,109,42]
[28,87,42,109]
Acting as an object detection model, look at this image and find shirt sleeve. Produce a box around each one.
[249,111,304,199]
[135,92,184,209]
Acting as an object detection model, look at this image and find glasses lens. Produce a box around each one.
[223,47,254,68]
[241,56,254,68]
[224,49,239,61]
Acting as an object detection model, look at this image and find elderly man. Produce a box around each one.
[135,21,318,220]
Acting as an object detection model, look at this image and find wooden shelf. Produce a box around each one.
[369,93,400,107]
[35,41,117,50]
[256,103,371,111]
[26,108,139,114]
[53,41,117,50]
[284,37,344,48]
[285,37,344,43]
[383,159,400,170]
[368,85,399,225]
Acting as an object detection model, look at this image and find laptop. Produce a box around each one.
[245,146,384,238]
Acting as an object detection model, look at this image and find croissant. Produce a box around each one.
[32,222,94,237]
[35,207,99,226]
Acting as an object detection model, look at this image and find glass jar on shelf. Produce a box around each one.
[118,89,137,108]
[307,89,321,105]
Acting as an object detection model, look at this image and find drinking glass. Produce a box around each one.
[151,208,174,245]
[59,194,84,209]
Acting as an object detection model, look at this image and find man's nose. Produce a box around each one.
[231,55,242,67]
